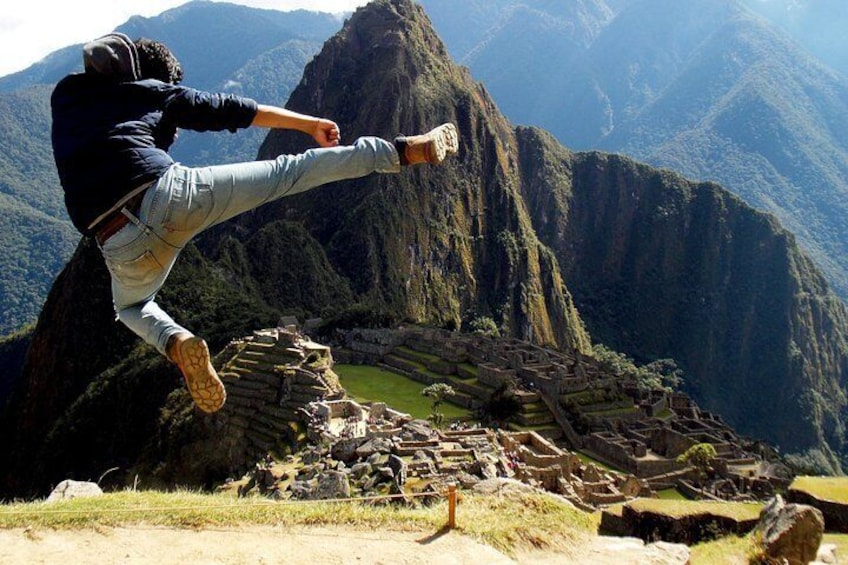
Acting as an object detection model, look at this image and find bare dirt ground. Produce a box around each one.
[0,525,690,564]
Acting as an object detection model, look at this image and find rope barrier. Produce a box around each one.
[0,484,459,528]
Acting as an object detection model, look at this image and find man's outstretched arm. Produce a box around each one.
[251,104,341,148]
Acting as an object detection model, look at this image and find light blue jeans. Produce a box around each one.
[98,136,400,355]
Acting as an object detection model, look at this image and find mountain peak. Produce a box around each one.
[275,0,474,138]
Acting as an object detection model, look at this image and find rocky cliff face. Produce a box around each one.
[514,129,848,459]
[2,0,847,497]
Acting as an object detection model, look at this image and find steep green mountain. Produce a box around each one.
[0,3,342,337]
[0,85,79,336]
[1,0,846,498]
[741,0,848,78]
[418,0,848,302]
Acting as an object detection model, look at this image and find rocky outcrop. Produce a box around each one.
[45,480,103,503]
[756,495,825,565]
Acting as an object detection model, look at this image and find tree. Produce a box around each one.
[677,443,717,486]
[422,383,455,429]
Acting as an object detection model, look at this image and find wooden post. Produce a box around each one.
[448,482,457,529]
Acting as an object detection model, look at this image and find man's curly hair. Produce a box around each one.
[134,38,183,84]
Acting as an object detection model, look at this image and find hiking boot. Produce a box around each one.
[168,334,226,413]
[395,123,459,165]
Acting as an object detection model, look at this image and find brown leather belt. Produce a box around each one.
[94,191,146,246]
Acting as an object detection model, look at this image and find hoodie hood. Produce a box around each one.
[83,32,141,81]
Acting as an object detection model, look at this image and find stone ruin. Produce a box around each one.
[212,326,345,470]
[332,325,791,503]
[239,397,506,501]
[500,430,651,511]
[238,395,648,510]
[215,323,788,508]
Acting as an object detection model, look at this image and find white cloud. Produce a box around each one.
[0,0,369,77]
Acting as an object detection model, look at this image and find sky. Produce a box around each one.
[0,0,370,77]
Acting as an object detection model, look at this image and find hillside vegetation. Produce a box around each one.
[420,0,848,301]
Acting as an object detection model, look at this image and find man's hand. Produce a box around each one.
[312,119,341,147]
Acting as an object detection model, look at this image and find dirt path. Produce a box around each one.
[1,525,516,565]
[0,525,691,564]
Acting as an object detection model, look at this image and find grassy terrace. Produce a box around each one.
[456,363,478,379]
[654,407,675,420]
[583,406,641,417]
[387,352,495,396]
[334,364,472,421]
[385,353,444,381]
[394,345,440,363]
[790,476,848,503]
[626,498,762,522]
[655,488,688,501]
[507,422,559,434]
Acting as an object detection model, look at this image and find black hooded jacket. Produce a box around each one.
[51,33,258,235]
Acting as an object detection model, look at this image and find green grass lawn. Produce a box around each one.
[334,364,472,421]
[655,488,688,501]
[627,498,762,521]
[790,476,848,503]
[0,489,599,558]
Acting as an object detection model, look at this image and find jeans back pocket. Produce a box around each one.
[105,249,164,288]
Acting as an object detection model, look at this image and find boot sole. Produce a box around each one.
[427,123,459,164]
[179,337,226,413]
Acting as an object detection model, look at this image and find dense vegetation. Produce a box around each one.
[0,85,79,336]
[419,0,848,300]
[741,0,848,78]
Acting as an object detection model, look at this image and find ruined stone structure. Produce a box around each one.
[334,325,786,501]
[295,399,647,509]
[215,327,345,469]
[216,324,785,506]
[500,430,649,510]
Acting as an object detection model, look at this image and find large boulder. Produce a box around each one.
[757,495,824,565]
